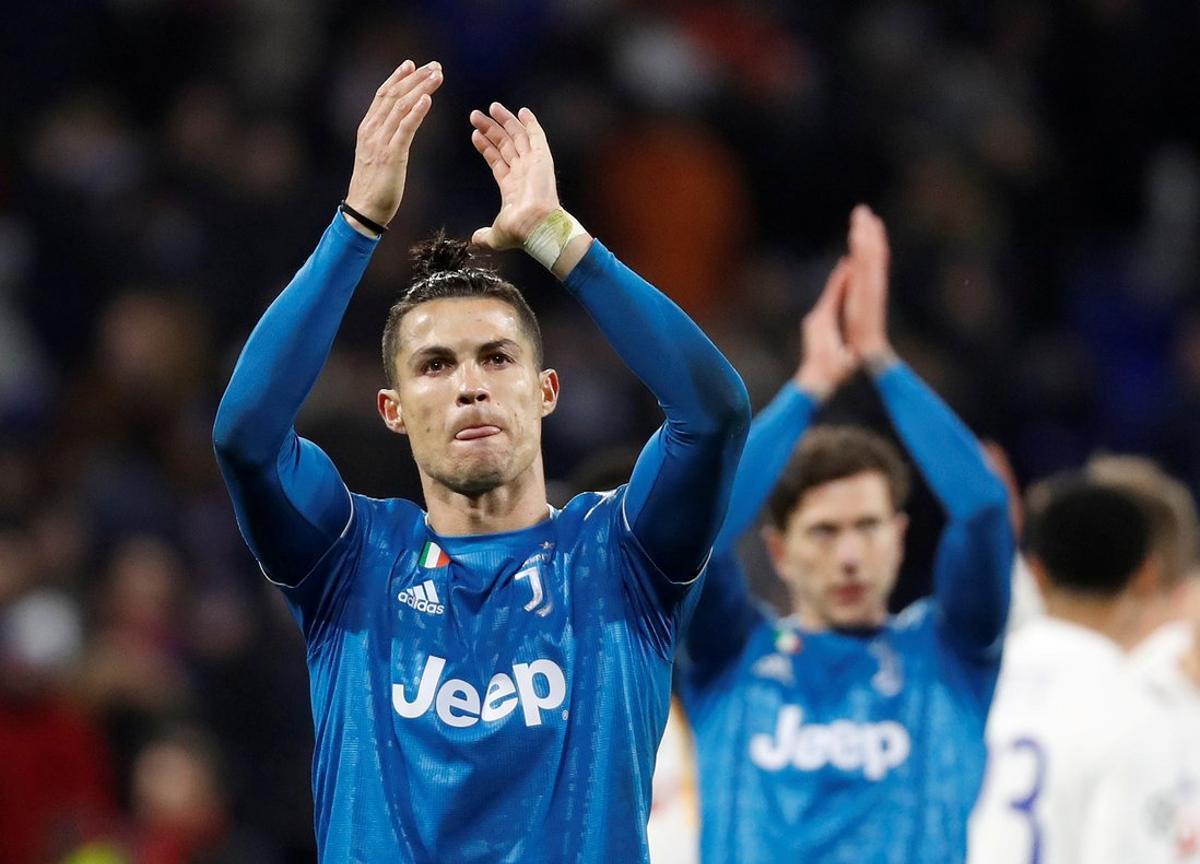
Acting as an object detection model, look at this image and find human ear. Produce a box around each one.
[377,389,407,435]
[539,368,560,417]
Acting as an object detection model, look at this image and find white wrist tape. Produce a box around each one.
[523,208,586,270]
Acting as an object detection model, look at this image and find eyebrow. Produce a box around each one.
[478,339,522,357]
[408,344,456,370]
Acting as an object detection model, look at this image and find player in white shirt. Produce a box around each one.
[1090,456,1200,860]
[1130,606,1200,860]
[968,475,1185,864]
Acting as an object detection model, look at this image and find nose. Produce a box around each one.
[455,365,490,406]
[835,531,865,573]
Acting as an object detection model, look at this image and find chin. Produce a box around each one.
[829,607,885,630]
[443,453,516,495]
[436,462,504,495]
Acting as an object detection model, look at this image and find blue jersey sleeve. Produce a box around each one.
[874,362,1013,670]
[682,383,818,688]
[563,242,750,594]
[213,213,378,590]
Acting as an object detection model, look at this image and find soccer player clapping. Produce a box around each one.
[679,206,1014,863]
[213,61,749,864]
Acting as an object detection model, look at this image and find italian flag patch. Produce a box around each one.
[419,541,450,569]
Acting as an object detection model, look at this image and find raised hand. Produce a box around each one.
[343,60,444,234]
[794,258,858,401]
[842,204,895,364]
[468,103,562,252]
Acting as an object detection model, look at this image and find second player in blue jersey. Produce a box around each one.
[679,207,1014,863]
[212,61,749,863]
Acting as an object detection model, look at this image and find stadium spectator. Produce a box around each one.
[0,575,114,864]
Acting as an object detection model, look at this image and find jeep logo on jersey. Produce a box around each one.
[749,705,911,780]
[392,655,567,729]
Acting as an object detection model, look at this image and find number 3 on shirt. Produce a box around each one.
[1006,737,1047,864]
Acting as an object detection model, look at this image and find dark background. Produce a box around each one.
[1,2,1198,862]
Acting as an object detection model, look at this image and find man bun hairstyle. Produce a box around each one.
[1025,474,1151,598]
[381,232,544,388]
[767,425,911,529]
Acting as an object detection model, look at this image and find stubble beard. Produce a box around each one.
[428,453,509,496]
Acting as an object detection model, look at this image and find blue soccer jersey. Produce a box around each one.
[213,213,749,863]
[680,369,1014,864]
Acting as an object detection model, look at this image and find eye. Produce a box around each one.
[808,524,838,541]
[486,352,513,367]
[422,358,449,374]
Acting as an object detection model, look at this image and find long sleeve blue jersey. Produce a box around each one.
[680,370,1014,864]
[213,212,749,863]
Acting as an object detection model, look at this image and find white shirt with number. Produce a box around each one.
[1128,621,1200,860]
[968,617,1183,864]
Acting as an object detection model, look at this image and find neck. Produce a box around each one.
[422,457,550,536]
[1128,592,1177,647]
[1042,589,1143,651]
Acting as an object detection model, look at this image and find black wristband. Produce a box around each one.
[339,200,388,235]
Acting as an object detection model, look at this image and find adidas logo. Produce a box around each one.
[398,579,445,615]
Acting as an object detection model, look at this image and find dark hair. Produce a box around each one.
[767,426,911,529]
[1085,454,1200,590]
[381,233,543,388]
[1025,474,1151,597]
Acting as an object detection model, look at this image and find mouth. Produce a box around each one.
[830,585,867,606]
[454,425,502,441]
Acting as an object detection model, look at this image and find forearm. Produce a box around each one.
[682,552,763,689]
[563,240,749,439]
[715,382,818,554]
[873,361,1008,521]
[564,241,750,574]
[874,361,1013,654]
[213,212,378,465]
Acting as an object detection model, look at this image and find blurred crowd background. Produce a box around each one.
[2,1,1199,862]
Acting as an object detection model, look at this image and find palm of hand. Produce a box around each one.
[470,103,560,250]
[488,148,558,250]
[843,206,891,358]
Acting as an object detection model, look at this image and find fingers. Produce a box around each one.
[469,101,540,163]
[390,92,434,152]
[470,129,510,180]
[362,61,437,131]
[848,204,889,264]
[488,102,531,155]
[372,60,415,103]
[517,107,547,150]
[382,64,443,145]
[471,226,498,249]
[815,257,852,313]
[470,109,519,166]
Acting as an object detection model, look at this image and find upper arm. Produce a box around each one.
[216,428,354,586]
[679,551,764,692]
[714,382,817,555]
[933,501,1015,668]
[564,240,750,582]
[623,409,748,584]
[608,487,705,659]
